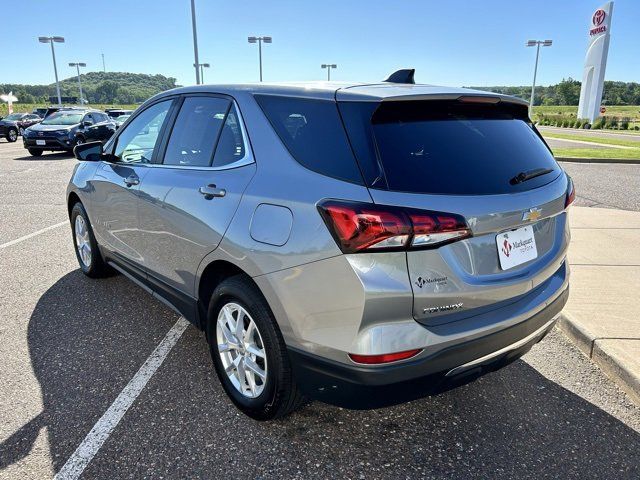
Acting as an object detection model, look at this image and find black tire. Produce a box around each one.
[6,128,17,142]
[75,135,86,146]
[28,149,43,157]
[70,202,111,278]
[18,127,25,136]
[206,275,305,420]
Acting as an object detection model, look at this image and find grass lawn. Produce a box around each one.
[552,148,640,160]
[533,105,640,119]
[542,132,640,149]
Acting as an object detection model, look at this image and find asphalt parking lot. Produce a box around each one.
[1,139,639,479]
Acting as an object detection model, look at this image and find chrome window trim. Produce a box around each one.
[105,97,255,171]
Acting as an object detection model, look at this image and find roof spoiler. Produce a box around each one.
[383,69,415,84]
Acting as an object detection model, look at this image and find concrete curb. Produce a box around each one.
[557,313,640,405]
[556,157,640,165]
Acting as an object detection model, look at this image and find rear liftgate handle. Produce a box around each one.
[199,184,226,200]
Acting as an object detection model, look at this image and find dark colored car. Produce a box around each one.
[0,113,42,141]
[105,109,134,118]
[23,109,116,156]
[32,108,49,118]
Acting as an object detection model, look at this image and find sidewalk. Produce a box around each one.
[558,206,640,404]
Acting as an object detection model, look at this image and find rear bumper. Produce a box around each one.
[288,284,568,409]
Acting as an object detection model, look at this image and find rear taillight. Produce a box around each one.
[565,177,575,208]
[317,200,471,253]
[349,349,422,365]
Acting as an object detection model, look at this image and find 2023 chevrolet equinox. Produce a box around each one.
[67,71,572,420]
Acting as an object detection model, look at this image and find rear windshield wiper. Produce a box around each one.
[510,167,554,185]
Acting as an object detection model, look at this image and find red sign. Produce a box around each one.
[593,9,606,26]
[600,106,606,114]
[589,9,607,36]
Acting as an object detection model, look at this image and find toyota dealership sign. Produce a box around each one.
[577,2,614,123]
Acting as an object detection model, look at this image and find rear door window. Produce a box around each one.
[339,100,561,195]
[254,95,363,184]
[164,96,230,167]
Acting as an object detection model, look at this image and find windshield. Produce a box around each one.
[115,115,131,124]
[41,112,84,125]
[339,100,561,195]
[3,113,24,121]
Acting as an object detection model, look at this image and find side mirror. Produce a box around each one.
[74,141,104,161]
[83,120,94,127]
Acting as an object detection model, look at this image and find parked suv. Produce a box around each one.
[0,112,42,141]
[23,108,116,156]
[68,71,572,420]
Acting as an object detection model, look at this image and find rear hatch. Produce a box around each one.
[337,93,570,325]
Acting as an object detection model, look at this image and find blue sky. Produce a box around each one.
[2,0,637,87]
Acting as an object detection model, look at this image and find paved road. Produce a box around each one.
[539,126,640,142]
[1,140,639,479]
[560,161,640,211]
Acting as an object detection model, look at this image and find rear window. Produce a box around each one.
[339,100,561,195]
[254,95,363,184]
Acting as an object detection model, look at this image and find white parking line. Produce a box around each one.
[54,317,190,480]
[0,221,67,249]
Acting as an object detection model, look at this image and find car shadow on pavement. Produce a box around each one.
[1,270,639,478]
[13,152,74,161]
[0,269,179,472]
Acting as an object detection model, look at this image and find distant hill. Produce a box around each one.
[468,79,640,106]
[0,72,179,105]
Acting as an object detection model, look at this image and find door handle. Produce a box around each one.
[123,175,139,187]
[199,184,226,199]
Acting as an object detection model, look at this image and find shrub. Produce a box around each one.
[605,118,619,129]
[592,118,605,129]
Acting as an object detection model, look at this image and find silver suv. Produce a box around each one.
[68,71,572,420]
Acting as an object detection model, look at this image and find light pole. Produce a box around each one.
[321,64,337,81]
[190,0,201,84]
[69,62,87,104]
[526,39,552,116]
[101,53,106,72]
[248,36,272,82]
[194,62,210,83]
[38,36,65,106]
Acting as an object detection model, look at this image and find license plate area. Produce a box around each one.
[36,139,46,146]
[496,225,538,270]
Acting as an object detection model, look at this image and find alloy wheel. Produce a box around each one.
[8,130,17,141]
[74,215,92,268]
[216,302,268,398]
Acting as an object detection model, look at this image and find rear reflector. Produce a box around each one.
[349,349,422,365]
[565,177,575,208]
[317,200,471,253]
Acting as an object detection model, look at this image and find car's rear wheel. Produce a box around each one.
[6,128,17,142]
[28,149,43,157]
[70,202,111,278]
[18,127,25,136]
[206,276,305,420]
[75,135,86,146]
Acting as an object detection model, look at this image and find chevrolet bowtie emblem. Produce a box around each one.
[522,207,542,222]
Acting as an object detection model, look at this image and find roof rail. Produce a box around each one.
[383,69,415,84]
